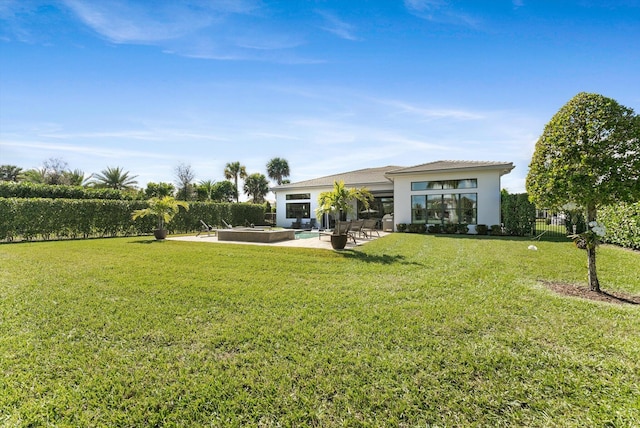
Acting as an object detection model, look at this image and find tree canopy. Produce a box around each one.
[243,173,269,204]
[92,166,138,190]
[527,92,640,211]
[266,157,290,186]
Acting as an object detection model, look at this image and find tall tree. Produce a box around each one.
[223,161,247,203]
[266,157,290,186]
[145,182,175,199]
[526,92,640,292]
[243,173,269,203]
[42,158,69,185]
[92,166,138,190]
[174,163,196,201]
[22,168,47,184]
[0,165,23,182]
[196,180,216,201]
[63,169,91,186]
[212,180,236,202]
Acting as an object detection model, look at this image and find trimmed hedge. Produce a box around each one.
[501,192,536,236]
[0,198,265,241]
[600,202,640,250]
[0,182,136,200]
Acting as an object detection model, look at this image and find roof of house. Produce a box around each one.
[385,160,515,177]
[272,165,401,191]
[272,160,514,191]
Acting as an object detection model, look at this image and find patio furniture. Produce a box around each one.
[362,218,380,238]
[197,220,215,237]
[350,219,365,238]
[319,221,355,243]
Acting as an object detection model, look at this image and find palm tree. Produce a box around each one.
[316,180,373,223]
[223,161,247,203]
[92,166,138,190]
[266,157,290,186]
[196,180,216,201]
[131,196,189,240]
[0,165,24,182]
[243,173,269,203]
[23,168,47,184]
[63,169,92,186]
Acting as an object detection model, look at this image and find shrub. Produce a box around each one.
[600,202,640,250]
[0,182,135,200]
[443,224,457,234]
[475,224,488,235]
[0,198,265,241]
[407,223,426,234]
[457,224,469,234]
[490,224,503,235]
[501,192,536,236]
[396,223,407,233]
[427,224,441,234]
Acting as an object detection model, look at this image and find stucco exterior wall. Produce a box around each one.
[391,169,503,233]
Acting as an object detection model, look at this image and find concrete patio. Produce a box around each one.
[168,230,388,250]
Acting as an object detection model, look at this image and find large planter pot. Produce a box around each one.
[330,234,348,250]
[154,229,168,240]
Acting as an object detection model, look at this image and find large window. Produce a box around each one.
[286,203,310,219]
[411,179,477,191]
[286,193,310,200]
[412,193,477,224]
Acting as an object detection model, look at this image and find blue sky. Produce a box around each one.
[1,0,639,196]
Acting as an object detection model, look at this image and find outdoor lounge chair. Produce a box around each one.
[350,219,365,239]
[222,219,234,229]
[197,220,215,237]
[319,221,356,244]
[362,218,380,238]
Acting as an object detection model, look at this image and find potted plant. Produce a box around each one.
[132,196,189,240]
[315,180,372,249]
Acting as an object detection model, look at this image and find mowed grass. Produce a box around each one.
[1,234,639,427]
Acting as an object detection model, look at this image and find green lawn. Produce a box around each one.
[1,235,639,427]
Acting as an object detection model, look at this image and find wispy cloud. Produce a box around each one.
[372,98,485,121]
[316,10,360,41]
[38,129,229,142]
[62,0,260,43]
[404,0,481,28]
[58,0,312,62]
[1,140,173,160]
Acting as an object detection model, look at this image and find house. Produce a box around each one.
[271,160,514,233]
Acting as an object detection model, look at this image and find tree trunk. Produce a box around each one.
[586,204,601,292]
[587,245,600,292]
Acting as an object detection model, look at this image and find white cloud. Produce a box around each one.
[316,10,360,41]
[404,0,481,28]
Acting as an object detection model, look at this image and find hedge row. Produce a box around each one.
[0,198,265,241]
[501,192,536,236]
[0,182,136,200]
[600,202,640,250]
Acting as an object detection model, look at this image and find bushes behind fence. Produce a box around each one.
[600,202,640,250]
[0,198,265,241]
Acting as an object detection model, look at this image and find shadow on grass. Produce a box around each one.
[336,249,422,266]
[425,232,571,243]
[129,239,165,244]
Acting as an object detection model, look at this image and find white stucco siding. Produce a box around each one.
[392,169,503,232]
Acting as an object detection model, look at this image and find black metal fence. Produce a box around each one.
[532,209,577,241]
